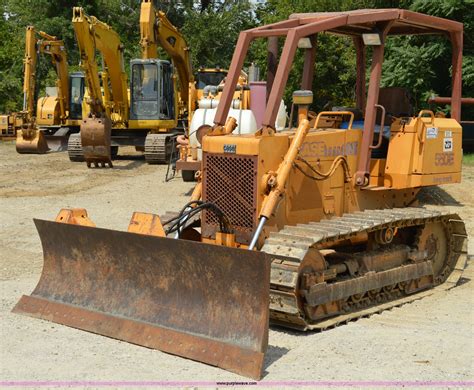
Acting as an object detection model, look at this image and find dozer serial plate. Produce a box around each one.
[13,219,271,379]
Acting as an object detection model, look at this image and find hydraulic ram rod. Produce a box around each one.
[249,119,310,250]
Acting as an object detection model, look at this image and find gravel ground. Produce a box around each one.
[0,143,473,388]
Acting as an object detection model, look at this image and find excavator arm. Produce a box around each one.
[139,0,193,108]
[22,26,37,120]
[72,7,129,123]
[139,0,158,59]
[17,26,70,154]
[36,30,70,121]
[72,7,130,168]
[72,7,105,117]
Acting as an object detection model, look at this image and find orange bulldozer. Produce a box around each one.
[13,9,467,379]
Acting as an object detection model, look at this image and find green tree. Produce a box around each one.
[0,0,24,112]
[250,0,472,117]
[382,0,474,118]
[0,0,471,119]
[180,1,256,69]
[0,0,142,113]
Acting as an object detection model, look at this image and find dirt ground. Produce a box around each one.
[0,142,473,387]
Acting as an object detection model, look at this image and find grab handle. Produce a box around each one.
[370,104,386,150]
[417,110,435,143]
[417,110,435,124]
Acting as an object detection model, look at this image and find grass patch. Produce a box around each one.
[463,153,474,166]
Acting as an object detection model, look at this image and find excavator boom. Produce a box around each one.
[16,26,70,154]
[139,1,193,112]
[155,10,193,105]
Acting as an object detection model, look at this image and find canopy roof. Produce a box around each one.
[248,9,463,37]
[213,9,463,128]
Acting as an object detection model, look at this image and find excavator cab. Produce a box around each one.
[195,68,227,90]
[130,59,175,121]
[68,72,85,120]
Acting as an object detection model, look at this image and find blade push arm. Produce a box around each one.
[249,119,311,250]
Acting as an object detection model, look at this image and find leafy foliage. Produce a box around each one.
[180,1,255,68]
[381,0,474,117]
[0,0,471,120]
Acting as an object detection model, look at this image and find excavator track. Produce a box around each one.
[144,133,173,164]
[67,133,85,162]
[262,207,467,331]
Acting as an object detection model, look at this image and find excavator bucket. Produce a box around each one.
[13,219,271,380]
[15,128,49,154]
[80,116,113,167]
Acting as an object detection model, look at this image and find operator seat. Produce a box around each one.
[377,87,413,120]
[373,87,414,158]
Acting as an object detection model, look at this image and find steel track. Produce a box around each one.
[262,207,468,330]
[144,133,171,164]
[67,133,84,162]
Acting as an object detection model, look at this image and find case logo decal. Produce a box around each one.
[443,138,453,152]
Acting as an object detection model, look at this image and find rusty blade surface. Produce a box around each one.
[15,129,49,154]
[13,219,271,380]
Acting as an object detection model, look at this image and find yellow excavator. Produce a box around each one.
[14,26,85,153]
[133,0,193,164]
[13,9,468,380]
[0,113,21,140]
[71,3,199,166]
[69,7,129,166]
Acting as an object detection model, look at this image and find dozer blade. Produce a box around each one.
[81,116,113,167]
[15,129,49,154]
[13,219,271,380]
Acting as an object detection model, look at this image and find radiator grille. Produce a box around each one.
[202,153,258,244]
